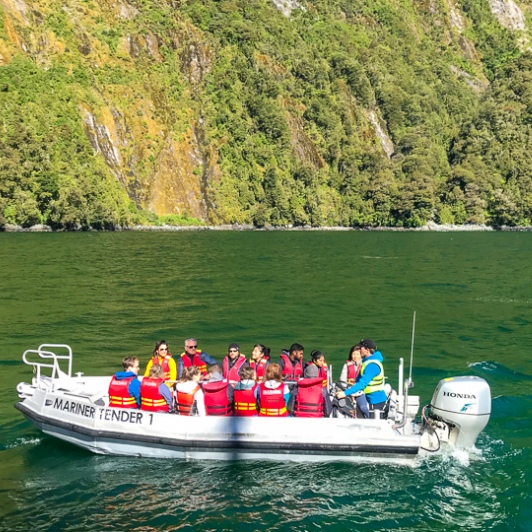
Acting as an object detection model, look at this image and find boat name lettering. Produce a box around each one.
[443,392,477,399]
[52,398,96,418]
[99,408,144,424]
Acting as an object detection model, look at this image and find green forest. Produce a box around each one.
[1,0,532,229]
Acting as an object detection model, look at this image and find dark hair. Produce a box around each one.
[152,340,169,358]
[254,344,271,358]
[122,356,139,371]
[347,344,362,362]
[289,343,304,354]
[310,350,324,362]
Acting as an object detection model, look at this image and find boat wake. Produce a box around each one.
[1,436,43,450]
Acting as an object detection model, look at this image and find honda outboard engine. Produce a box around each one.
[430,376,491,448]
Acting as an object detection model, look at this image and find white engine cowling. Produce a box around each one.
[431,376,491,448]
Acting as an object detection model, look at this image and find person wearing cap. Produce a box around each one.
[222,343,248,386]
[178,338,218,380]
[335,338,387,415]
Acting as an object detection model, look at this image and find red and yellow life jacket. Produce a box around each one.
[151,353,173,381]
[223,354,247,385]
[140,377,169,412]
[304,362,328,388]
[280,353,303,381]
[250,357,269,383]
[108,376,137,409]
[258,382,288,417]
[180,350,208,376]
[294,378,324,418]
[175,384,200,416]
[234,386,258,416]
[346,361,361,385]
[203,380,233,416]
[319,363,328,388]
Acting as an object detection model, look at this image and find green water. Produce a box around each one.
[0,232,530,530]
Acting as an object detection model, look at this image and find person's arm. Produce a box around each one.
[195,389,206,416]
[159,383,173,412]
[129,378,141,408]
[278,358,285,371]
[144,359,153,377]
[322,389,332,417]
[200,352,218,366]
[177,357,183,379]
[339,363,348,383]
[343,363,380,397]
[168,358,177,382]
[283,384,290,407]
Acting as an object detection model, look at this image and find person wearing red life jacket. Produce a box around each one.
[143,340,176,388]
[108,356,141,408]
[202,365,234,416]
[279,343,304,381]
[300,351,333,416]
[174,366,205,416]
[340,344,363,385]
[222,343,248,386]
[256,363,290,417]
[294,377,326,417]
[249,344,271,383]
[178,337,218,380]
[140,364,173,413]
[304,350,329,388]
[233,366,259,416]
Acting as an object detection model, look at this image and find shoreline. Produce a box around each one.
[3,221,532,232]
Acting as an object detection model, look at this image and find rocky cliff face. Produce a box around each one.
[1,0,220,220]
[1,0,531,227]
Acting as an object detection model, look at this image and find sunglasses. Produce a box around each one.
[159,347,168,351]
[186,345,197,349]
[229,349,239,352]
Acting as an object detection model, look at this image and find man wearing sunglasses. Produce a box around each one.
[178,338,218,379]
[222,343,248,386]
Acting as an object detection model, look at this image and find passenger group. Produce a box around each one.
[108,337,387,419]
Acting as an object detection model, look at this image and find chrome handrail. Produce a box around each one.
[22,344,73,387]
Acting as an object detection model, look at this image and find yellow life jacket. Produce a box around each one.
[361,359,384,395]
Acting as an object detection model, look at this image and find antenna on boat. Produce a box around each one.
[407,311,416,388]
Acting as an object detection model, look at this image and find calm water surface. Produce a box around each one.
[0,232,530,531]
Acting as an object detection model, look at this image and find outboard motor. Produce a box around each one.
[430,376,491,448]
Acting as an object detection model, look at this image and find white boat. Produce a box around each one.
[15,344,491,465]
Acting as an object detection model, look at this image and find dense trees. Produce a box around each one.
[1,0,531,228]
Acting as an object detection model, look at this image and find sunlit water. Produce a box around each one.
[0,232,530,530]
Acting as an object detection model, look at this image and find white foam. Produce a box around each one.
[5,437,42,449]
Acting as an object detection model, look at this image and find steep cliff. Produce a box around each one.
[1,0,531,227]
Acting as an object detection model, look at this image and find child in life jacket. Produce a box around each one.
[174,366,205,416]
[256,363,290,417]
[233,366,259,416]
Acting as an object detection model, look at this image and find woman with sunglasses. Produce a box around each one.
[143,340,177,388]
